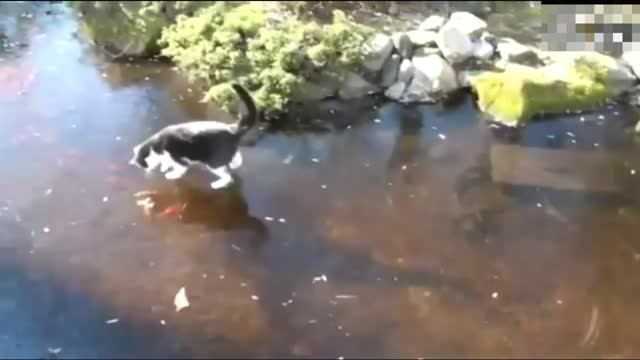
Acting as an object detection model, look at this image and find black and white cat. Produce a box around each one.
[129,83,258,189]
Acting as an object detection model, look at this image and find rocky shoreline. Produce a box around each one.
[71,2,640,131]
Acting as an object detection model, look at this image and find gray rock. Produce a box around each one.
[392,32,413,59]
[403,54,459,102]
[339,72,380,100]
[413,46,440,57]
[436,21,474,64]
[419,15,446,32]
[398,59,414,83]
[472,39,494,61]
[496,38,540,65]
[406,30,438,47]
[363,33,394,72]
[446,11,487,40]
[292,78,339,102]
[381,54,402,88]
[622,51,640,79]
[458,70,483,88]
[384,81,407,100]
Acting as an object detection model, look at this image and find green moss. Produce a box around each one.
[471,57,614,126]
[159,2,374,118]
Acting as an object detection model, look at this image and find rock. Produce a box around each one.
[385,81,406,100]
[472,40,494,61]
[339,72,379,100]
[545,51,636,96]
[496,38,540,65]
[406,30,437,47]
[292,78,339,102]
[470,55,621,126]
[392,32,412,59]
[363,33,394,72]
[398,59,414,83]
[458,70,483,88]
[413,46,440,58]
[380,54,402,88]
[622,51,640,79]
[403,54,459,102]
[388,1,399,15]
[446,12,488,39]
[73,1,208,59]
[436,21,474,64]
[419,15,446,32]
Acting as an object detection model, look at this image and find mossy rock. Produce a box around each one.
[70,1,212,58]
[470,56,617,126]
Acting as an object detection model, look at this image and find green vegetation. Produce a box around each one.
[471,57,613,126]
[158,1,374,117]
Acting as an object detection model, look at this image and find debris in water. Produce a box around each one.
[579,116,585,122]
[202,273,207,279]
[47,348,62,355]
[174,287,190,312]
[231,244,242,252]
[251,295,260,300]
[283,154,294,164]
[492,291,499,299]
[438,133,446,140]
[43,227,50,233]
[278,218,286,223]
[631,169,636,175]
[321,184,327,189]
[308,319,317,324]
[536,203,543,208]
[44,188,52,196]
[160,320,166,325]
[556,299,563,305]
[116,136,121,141]
[313,275,328,284]
[581,306,599,347]
[402,165,407,170]
[102,196,109,203]
[373,118,381,123]
[106,318,119,324]
[598,114,605,120]
[219,275,225,279]
[335,295,358,299]
[311,158,320,163]
[264,216,274,222]
[566,132,575,138]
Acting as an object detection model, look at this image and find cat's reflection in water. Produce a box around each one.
[135,176,269,248]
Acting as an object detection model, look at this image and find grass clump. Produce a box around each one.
[159,1,374,118]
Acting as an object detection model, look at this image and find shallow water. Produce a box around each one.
[2,2,640,359]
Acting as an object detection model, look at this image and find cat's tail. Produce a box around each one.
[231,83,259,135]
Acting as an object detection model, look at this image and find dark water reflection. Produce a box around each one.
[2,2,640,358]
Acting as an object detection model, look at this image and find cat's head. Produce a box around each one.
[129,144,150,169]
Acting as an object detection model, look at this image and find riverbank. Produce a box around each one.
[69,1,640,130]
